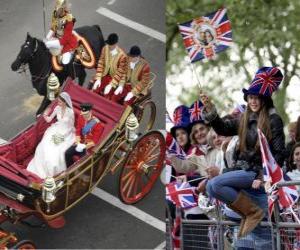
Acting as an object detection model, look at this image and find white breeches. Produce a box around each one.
[61,52,72,65]
[45,39,72,65]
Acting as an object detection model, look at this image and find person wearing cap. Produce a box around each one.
[200,67,285,238]
[111,45,150,105]
[44,0,78,65]
[92,33,128,99]
[27,92,76,178]
[65,103,104,167]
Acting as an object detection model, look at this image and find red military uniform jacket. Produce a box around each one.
[51,11,78,53]
[75,114,104,145]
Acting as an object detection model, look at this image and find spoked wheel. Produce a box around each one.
[135,100,156,133]
[12,240,36,250]
[118,131,165,204]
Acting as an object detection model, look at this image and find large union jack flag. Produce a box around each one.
[178,8,233,62]
[166,181,197,209]
[250,67,282,96]
[189,100,203,122]
[258,129,299,214]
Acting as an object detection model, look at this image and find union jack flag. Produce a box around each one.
[258,129,299,214]
[178,8,233,62]
[189,100,203,122]
[173,107,183,125]
[250,67,282,96]
[166,181,197,209]
[166,132,187,160]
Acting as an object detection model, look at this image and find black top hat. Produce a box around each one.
[128,46,141,57]
[106,33,119,45]
[80,103,93,113]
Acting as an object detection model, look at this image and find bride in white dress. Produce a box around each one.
[27,92,76,179]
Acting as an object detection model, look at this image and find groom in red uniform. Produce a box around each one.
[65,103,104,167]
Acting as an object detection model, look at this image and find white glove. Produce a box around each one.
[124,92,134,102]
[104,84,112,95]
[114,86,123,95]
[46,30,54,40]
[93,79,101,90]
[75,143,87,153]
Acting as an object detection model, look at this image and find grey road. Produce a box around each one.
[0,0,165,248]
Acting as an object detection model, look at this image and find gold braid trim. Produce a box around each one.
[110,47,128,88]
[95,45,109,80]
[129,59,150,96]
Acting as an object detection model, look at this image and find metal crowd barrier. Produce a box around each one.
[166,180,300,250]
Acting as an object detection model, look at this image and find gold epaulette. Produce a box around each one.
[65,13,74,22]
[92,117,100,123]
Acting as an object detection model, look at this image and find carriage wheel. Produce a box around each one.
[118,131,165,204]
[135,100,156,133]
[12,240,36,250]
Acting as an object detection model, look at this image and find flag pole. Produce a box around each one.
[191,63,202,90]
[42,0,46,37]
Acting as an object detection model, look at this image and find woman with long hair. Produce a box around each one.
[201,67,285,238]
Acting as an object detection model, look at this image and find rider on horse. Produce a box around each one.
[44,0,78,65]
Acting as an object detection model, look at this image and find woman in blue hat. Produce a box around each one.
[167,105,194,177]
[200,67,285,238]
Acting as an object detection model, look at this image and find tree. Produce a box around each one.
[167,0,300,123]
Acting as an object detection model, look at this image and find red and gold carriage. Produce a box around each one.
[0,78,165,249]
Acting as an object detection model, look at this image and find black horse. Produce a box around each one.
[11,25,105,115]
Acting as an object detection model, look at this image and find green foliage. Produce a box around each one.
[167,0,300,123]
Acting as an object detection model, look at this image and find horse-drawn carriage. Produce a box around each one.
[0,77,165,249]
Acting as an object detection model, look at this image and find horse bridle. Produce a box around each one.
[18,39,52,81]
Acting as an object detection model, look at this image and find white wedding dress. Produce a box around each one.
[27,106,76,179]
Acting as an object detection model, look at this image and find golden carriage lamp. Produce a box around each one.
[42,177,57,213]
[125,113,139,142]
[41,177,64,213]
[47,73,60,101]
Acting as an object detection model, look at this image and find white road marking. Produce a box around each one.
[96,7,166,43]
[92,187,165,232]
[154,241,166,249]
[107,0,116,5]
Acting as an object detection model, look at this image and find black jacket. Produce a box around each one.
[207,108,285,171]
